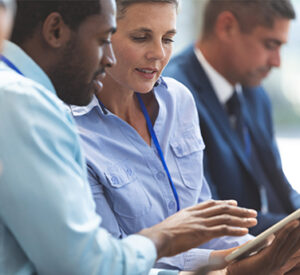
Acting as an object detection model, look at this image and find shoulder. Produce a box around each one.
[162,76,195,105]
[164,45,195,74]
[159,77,199,126]
[0,68,69,120]
[168,45,194,66]
[0,68,77,145]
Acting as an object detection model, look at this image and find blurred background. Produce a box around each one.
[172,0,300,191]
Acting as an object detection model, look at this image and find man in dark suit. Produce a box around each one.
[164,0,300,235]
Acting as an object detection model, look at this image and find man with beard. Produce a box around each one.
[0,0,265,274]
[164,0,300,235]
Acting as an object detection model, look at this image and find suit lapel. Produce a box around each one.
[184,48,253,174]
[241,93,276,174]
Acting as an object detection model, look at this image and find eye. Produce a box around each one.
[131,35,148,43]
[162,37,174,44]
[264,41,280,51]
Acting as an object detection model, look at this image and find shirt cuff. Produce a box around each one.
[183,248,213,271]
[155,248,213,271]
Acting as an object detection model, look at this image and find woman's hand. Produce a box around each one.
[226,220,300,275]
[194,220,300,275]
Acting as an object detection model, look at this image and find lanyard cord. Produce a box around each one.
[0,55,24,76]
[136,92,180,212]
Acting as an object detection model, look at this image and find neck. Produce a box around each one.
[97,74,158,146]
[196,38,237,86]
[98,74,139,122]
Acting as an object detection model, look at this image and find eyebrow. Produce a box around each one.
[131,27,177,35]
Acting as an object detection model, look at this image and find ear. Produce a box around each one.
[41,12,72,48]
[215,11,240,42]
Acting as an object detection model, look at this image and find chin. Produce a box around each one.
[242,78,262,88]
[74,93,94,106]
[135,84,156,93]
[58,89,94,107]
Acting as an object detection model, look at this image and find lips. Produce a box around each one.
[135,67,158,80]
[136,68,156,74]
[95,71,106,82]
[92,79,103,94]
[92,71,106,94]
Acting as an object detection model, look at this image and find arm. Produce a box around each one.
[0,86,157,275]
[139,200,257,260]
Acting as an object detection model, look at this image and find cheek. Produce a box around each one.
[162,47,173,68]
[83,45,101,75]
[109,45,137,77]
[115,44,138,66]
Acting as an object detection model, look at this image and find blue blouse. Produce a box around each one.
[72,77,252,271]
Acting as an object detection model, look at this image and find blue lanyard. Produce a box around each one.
[136,93,180,212]
[0,55,24,76]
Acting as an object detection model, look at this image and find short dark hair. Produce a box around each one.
[116,0,178,18]
[203,0,296,37]
[11,0,102,45]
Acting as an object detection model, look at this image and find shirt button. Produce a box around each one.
[168,201,175,209]
[156,171,165,180]
[111,176,119,185]
[126,168,133,176]
[176,146,182,154]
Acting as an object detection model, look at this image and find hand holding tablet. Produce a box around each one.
[225,209,300,263]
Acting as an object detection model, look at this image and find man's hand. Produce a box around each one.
[138,200,257,259]
[226,220,300,275]
[194,220,300,275]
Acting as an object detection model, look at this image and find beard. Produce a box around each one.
[49,38,95,106]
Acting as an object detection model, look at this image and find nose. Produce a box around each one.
[146,41,166,60]
[269,49,281,68]
[101,43,116,69]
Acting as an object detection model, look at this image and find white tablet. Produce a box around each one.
[225,209,300,263]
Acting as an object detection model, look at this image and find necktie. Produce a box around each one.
[226,91,247,150]
[226,91,269,213]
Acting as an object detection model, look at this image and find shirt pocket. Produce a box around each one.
[170,128,205,190]
[103,161,152,219]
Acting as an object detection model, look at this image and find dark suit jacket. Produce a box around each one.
[164,45,300,234]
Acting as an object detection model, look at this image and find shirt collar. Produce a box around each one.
[71,95,99,116]
[194,47,240,105]
[2,40,56,95]
[71,76,167,117]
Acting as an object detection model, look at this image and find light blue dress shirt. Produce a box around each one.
[0,41,176,275]
[71,77,253,271]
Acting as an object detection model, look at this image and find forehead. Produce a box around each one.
[250,18,291,43]
[118,2,177,29]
